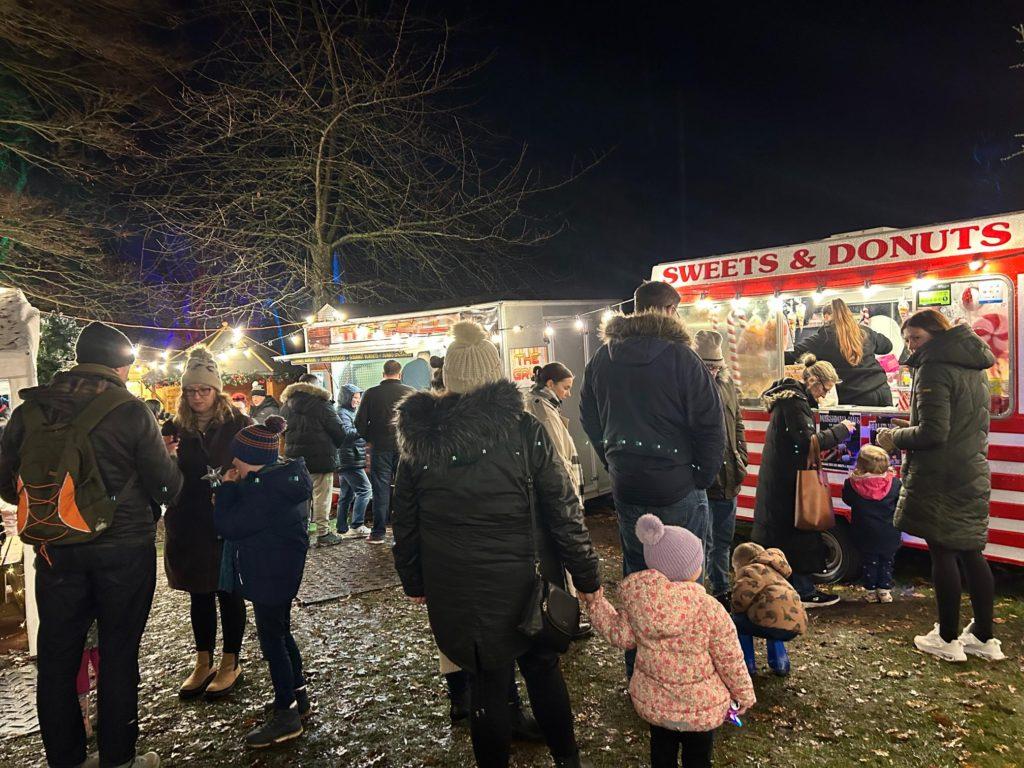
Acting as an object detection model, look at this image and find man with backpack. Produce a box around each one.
[0,322,183,768]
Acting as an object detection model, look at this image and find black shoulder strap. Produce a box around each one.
[521,421,541,576]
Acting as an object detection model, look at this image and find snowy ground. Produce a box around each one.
[3,513,1023,767]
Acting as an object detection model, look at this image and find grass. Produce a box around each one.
[4,514,1023,767]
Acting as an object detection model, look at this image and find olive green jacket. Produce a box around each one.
[892,324,995,551]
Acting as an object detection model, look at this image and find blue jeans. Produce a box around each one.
[862,553,895,590]
[253,601,305,710]
[615,489,710,677]
[732,612,799,641]
[707,497,737,596]
[369,450,399,538]
[337,468,372,532]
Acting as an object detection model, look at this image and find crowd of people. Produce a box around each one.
[0,278,1007,768]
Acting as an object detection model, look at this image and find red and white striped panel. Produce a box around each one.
[737,409,1024,567]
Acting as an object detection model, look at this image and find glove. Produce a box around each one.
[876,428,897,453]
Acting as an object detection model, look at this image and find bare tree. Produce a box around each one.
[136,0,564,316]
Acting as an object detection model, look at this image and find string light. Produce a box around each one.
[601,310,615,324]
[543,325,555,337]
[231,327,244,342]
[911,274,935,291]
[161,349,171,360]
[512,324,523,333]
[305,314,316,324]
[290,333,303,345]
[969,258,985,272]
[730,297,749,311]
[767,293,784,313]
[574,317,586,331]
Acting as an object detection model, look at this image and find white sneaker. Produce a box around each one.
[877,589,893,604]
[958,621,1006,661]
[914,624,967,662]
[354,525,372,537]
[865,589,880,603]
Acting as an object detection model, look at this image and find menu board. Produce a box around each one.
[818,413,861,472]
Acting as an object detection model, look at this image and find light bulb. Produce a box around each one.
[911,276,935,291]
[231,327,243,341]
[513,325,523,333]
[161,349,171,360]
[305,314,316,324]
[544,325,555,337]
[601,310,615,323]
[574,317,586,331]
[730,297,749,311]
[333,309,346,321]
[968,259,984,272]
[862,282,881,298]
[291,333,302,345]
[767,295,784,312]
[372,329,385,341]
[490,333,502,344]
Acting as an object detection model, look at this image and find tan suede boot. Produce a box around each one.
[205,652,242,700]
[179,651,215,700]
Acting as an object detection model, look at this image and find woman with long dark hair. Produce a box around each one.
[785,298,893,406]
[526,363,582,499]
[876,310,1003,662]
[163,348,251,700]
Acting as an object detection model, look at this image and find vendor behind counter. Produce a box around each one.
[784,298,894,407]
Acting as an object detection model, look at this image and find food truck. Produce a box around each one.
[277,299,616,499]
[651,211,1024,580]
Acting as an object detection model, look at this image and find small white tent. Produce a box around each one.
[0,287,40,654]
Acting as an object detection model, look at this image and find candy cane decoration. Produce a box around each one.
[727,310,744,389]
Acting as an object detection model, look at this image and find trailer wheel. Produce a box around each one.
[814,519,861,584]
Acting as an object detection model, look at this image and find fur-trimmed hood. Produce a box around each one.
[600,311,692,367]
[281,381,332,413]
[395,379,525,467]
[761,378,812,412]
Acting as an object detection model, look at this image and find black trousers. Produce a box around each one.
[189,589,246,654]
[650,725,714,768]
[253,601,305,710]
[469,644,577,768]
[36,543,156,768]
[928,541,995,643]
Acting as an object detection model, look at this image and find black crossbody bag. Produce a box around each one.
[515,430,580,653]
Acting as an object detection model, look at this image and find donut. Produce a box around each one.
[972,312,1009,358]
[961,287,979,313]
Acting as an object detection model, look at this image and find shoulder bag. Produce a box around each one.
[794,434,836,532]
[515,427,580,653]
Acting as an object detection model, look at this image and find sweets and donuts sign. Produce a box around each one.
[652,213,1024,287]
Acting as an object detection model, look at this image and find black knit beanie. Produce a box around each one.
[75,322,136,369]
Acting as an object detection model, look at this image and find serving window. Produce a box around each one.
[678,274,1014,417]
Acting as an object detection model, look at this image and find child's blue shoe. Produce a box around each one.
[767,639,790,676]
[739,634,756,676]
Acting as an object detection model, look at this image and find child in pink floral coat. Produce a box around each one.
[590,514,756,768]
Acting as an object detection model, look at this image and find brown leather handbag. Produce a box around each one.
[794,434,835,531]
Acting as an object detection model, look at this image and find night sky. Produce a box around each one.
[427,1,1024,300]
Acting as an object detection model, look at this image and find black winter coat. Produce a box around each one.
[891,324,995,550]
[0,365,183,547]
[214,458,312,605]
[355,378,414,453]
[752,379,851,574]
[708,372,748,501]
[391,380,601,673]
[249,396,281,425]
[164,408,251,593]
[785,324,894,406]
[580,311,725,506]
[842,476,902,558]
[280,382,346,473]
[337,384,367,470]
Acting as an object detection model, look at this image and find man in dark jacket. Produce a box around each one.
[249,382,281,425]
[355,360,414,544]
[280,375,347,546]
[0,322,182,768]
[695,330,748,603]
[580,281,724,676]
[336,383,372,537]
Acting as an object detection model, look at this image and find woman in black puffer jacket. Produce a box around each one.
[392,322,600,768]
[280,377,346,545]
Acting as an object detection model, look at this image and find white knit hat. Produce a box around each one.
[180,347,223,391]
[442,321,503,394]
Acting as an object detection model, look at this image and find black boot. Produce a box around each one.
[445,671,470,726]
[507,678,544,743]
[263,686,312,719]
[553,752,593,768]
[245,706,303,748]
